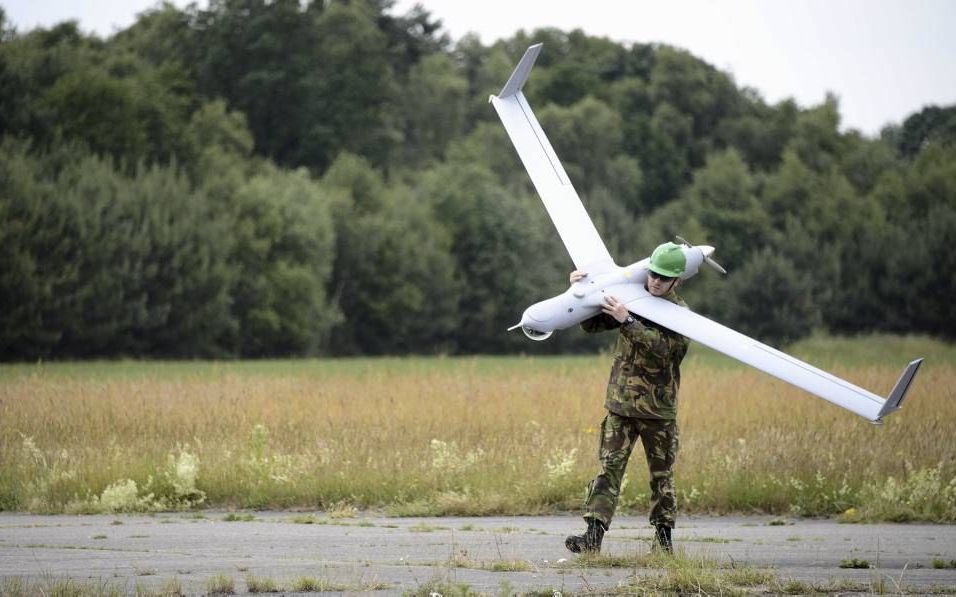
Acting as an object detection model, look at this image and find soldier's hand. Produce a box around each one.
[601,295,629,323]
[570,270,587,284]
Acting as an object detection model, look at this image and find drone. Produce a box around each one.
[489,44,922,423]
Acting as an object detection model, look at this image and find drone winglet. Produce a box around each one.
[497,43,542,98]
[875,358,923,421]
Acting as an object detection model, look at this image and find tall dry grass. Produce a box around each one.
[1,336,953,520]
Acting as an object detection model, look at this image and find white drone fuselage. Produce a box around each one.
[510,247,716,341]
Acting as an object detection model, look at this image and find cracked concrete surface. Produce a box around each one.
[1,512,955,594]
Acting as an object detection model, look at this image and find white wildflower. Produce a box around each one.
[99,479,153,513]
[545,447,578,481]
[166,448,206,505]
[429,439,483,473]
[20,434,46,467]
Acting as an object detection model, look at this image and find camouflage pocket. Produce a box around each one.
[596,414,608,460]
[600,414,628,454]
[654,385,673,403]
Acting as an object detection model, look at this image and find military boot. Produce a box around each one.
[565,518,606,553]
[654,524,673,553]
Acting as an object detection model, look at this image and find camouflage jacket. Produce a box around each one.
[581,291,689,419]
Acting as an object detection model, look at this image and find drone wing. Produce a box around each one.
[489,44,614,273]
[613,287,923,423]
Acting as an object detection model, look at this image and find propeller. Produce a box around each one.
[676,236,727,275]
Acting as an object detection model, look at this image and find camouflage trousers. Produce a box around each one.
[583,412,679,529]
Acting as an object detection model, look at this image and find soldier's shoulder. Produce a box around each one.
[669,292,688,309]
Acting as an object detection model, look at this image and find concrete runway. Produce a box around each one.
[1,511,955,595]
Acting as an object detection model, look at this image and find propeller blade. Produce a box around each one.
[705,255,728,275]
[675,235,727,274]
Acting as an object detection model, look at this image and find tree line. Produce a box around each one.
[1,1,954,359]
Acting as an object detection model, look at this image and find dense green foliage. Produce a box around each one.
[1,1,954,358]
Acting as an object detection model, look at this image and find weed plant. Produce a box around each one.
[1,335,953,520]
[205,573,234,595]
[244,574,280,593]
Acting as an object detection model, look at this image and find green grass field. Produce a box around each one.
[1,334,954,521]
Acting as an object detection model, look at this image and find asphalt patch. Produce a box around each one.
[1,512,955,594]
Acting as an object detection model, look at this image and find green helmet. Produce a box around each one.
[648,242,686,278]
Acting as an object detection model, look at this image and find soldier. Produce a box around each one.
[565,242,690,555]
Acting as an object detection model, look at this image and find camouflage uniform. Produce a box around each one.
[580,290,689,530]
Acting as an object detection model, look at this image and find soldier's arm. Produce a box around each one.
[620,318,680,357]
[572,270,618,335]
[580,313,620,333]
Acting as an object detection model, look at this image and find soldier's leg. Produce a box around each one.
[637,418,679,535]
[583,412,641,529]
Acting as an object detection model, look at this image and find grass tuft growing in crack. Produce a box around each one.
[245,574,280,593]
[206,573,234,595]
